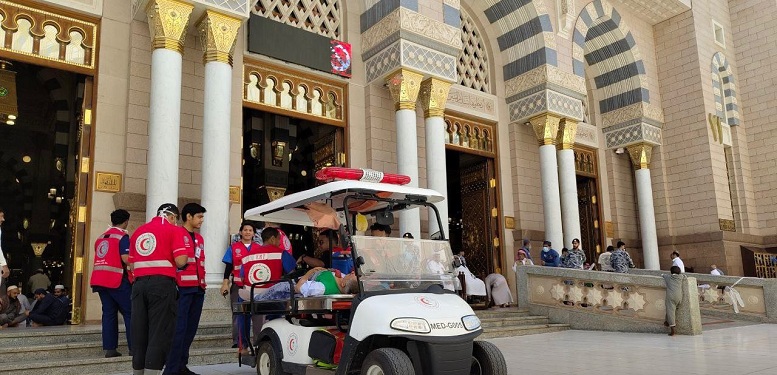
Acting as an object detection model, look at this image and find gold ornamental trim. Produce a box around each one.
[146,0,194,54]
[0,0,98,71]
[444,114,496,156]
[556,118,578,150]
[197,10,241,65]
[243,58,347,127]
[529,113,562,146]
[419,78,452,118]
[386,68,424,111]
[627,143,653,169]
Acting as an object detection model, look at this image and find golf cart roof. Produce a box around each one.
[244,180,444,228]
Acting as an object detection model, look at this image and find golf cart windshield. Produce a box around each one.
[352,235,457,292]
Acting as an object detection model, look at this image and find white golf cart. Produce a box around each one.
[235,171,507,375]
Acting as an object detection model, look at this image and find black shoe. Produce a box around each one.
[231,344,238,348]
[182,367,200,375]
[105,350,122,358]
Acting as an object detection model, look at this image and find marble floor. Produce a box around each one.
[117,324,777,375]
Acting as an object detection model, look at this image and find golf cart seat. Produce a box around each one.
[232,294,355,315]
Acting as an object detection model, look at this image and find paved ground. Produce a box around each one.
[127,323,777,375]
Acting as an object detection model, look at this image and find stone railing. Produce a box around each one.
[515,266,702,335]
[629,269,777,323]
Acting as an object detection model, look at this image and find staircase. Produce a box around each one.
[476,308,570,339]
[0,321,234,375]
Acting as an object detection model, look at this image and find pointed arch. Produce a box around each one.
[572,0,649,114]
[711,52,740,126]
[480,0,557,82]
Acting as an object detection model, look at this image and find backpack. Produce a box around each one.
[308,328,347,367]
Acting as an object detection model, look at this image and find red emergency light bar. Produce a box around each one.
[315,167,411,185]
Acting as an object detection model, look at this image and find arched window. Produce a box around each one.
[457,8,491,94]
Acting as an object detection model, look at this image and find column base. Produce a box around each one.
[199,287,232,324]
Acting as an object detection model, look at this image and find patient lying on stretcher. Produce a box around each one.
[239,267,359,301]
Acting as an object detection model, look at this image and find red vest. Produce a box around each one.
[176,229,206,289]
[240,245,285,289]
[90,227,127,288]
[230,242,254,287]
[130,217,189,279]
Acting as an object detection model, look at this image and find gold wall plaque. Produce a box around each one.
[95,172,122,193]
[229,186,241,203]
[504,216,515,229]
[605,221,614,237]
[719,218,736,232]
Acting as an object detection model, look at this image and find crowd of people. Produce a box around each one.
[0,193,733,370]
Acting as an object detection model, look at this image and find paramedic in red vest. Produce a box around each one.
[89,209,132,358]
[129,203,189,375]
[237,227,296,340]
[164,203,207,375]
[220,221,258,349]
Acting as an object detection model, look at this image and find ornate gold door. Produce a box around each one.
[313,127,345,173]
[459,159,500,278]
[575,147,603,264]
[70,76,94,324]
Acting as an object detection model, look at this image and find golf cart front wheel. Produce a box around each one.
[470,341,507,375]
[361,348,414,375]
[256,341,288,375]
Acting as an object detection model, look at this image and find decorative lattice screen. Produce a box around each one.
[252,0,342,40]
[458,9,491,94]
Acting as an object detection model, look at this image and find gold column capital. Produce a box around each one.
[197,10,242,65]
[146,0,194,54]
[556,118,578,150]
[419,78,452,118]
[627,143,653,169]
[528,113,562,146]
[386,69,424,111]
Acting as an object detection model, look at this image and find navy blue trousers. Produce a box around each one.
[164,287,204,374]
[96,280,132,351]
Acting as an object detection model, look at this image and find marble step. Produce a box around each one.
[479,315,550,328]
[5,347,235,375]
[0,333,231,364]
[474,308,531,319]
[0,321,231,348]
[480,323,570,339]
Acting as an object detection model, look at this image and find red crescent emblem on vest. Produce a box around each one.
[136,233,157,256]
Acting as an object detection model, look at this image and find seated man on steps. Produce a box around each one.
[0,285,26,328]
[27,288,68,326]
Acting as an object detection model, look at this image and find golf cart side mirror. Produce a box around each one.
[376,210,394,226]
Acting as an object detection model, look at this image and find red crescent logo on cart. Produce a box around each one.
[288,333,298,355]
[415,296,439,308]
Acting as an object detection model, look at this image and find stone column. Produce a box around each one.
[197,10,241,286]
[628,143,660,270]
[419,78,452,238]
[144,0,193,220]
[529,114,564,249]
[386,69,424,238]
[557,119,581,248]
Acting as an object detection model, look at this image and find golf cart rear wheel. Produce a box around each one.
[361,348,414,375]
[470,341,507,375]
[256,341,288,375]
